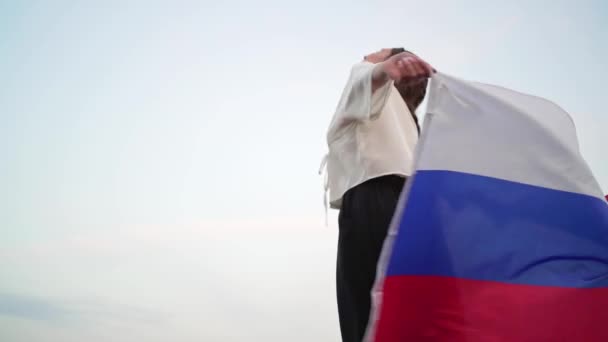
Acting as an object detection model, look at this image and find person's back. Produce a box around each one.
[321,48,433,342]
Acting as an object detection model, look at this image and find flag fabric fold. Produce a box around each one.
[366,73,608,342]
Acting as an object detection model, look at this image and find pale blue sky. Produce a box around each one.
[1,1,607,341]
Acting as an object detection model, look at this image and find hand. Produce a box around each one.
[380,52,434,85]
[364,48,393,64]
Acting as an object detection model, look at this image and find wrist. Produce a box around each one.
[372,62,388,81]
[372,62,390,89]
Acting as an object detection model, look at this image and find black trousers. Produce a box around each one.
[337,175,406,342]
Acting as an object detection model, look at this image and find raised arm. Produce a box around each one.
[331,50,433,128]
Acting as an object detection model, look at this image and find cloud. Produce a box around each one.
[0,216,340,341]
[0,293,70,321]
[0,292,168,326]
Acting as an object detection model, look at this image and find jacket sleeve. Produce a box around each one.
[333,62,393,123]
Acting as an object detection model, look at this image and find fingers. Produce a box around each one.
[396,56,432,80]
[383,52,436,82]
[417,59,434,74]
[423,61,436,74]
[398,58,419,77]
[408,58,427,76]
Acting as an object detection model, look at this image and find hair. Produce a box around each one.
[388,47,428,116]
[390,47,407,56]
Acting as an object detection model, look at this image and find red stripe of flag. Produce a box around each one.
[373,275,608,342]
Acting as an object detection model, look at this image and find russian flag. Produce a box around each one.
[366,74,608,342]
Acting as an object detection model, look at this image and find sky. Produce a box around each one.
[1,0,607,341]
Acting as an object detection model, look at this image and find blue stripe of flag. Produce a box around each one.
[387,170,608,287]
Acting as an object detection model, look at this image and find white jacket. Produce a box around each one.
[320,62,419,209]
